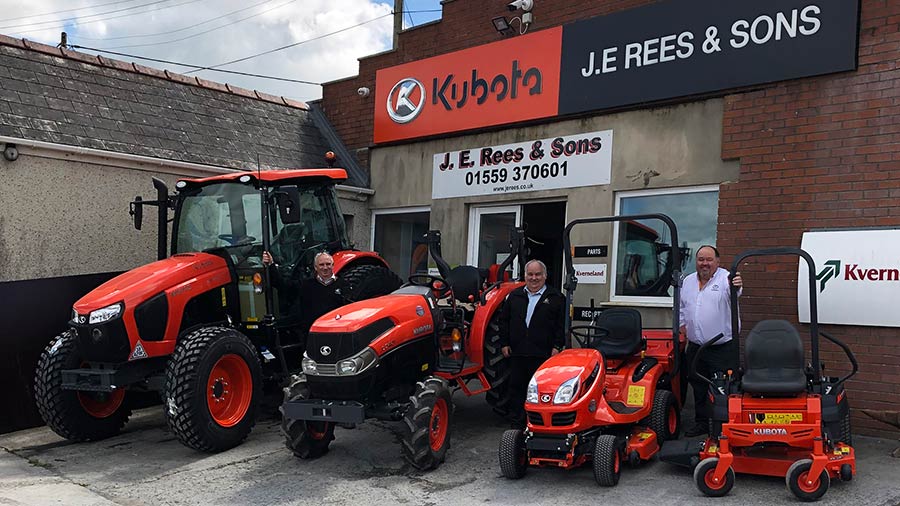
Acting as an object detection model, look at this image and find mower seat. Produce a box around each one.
[446,265,482,303]
[591,308,643,359]
[741,319,807,395]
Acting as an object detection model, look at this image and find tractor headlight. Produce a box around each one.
[338,348,378,376]
[526,376,539,404]
[553,375,580,405]
[301,355,318,375]
[71,308,78,323]
[89,303,123,324]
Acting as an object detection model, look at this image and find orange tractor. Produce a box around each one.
[34,168,401,452]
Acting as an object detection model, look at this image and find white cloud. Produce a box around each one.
[0,0,400,101]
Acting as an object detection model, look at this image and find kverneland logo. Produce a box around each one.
[816,259,900,292]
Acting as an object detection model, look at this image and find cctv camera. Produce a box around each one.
[507,0,533,12]
[357,87,370,97]
[2,143,17,162]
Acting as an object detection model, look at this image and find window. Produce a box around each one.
[611,186,719,301]
[372,208,431,279]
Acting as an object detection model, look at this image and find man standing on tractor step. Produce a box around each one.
[499,259,567,428]
[680,245,742,437]
[263,250,348,332]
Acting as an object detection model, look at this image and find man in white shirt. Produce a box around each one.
[679,245,742,437]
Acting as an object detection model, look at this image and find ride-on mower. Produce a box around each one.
[280,229,525,470]
[499,214,687,486]
[34,168,401,452]
[660,248,858,501]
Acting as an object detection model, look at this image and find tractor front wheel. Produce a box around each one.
[649,389,680,441]
[165,327,261,452]
[498,429,527,479]
[34,331,131,441]
[593,434,622,486]
[280,377,335,459]
[401,377,453,470]
[786,459,830,502]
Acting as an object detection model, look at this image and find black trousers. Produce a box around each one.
[684,339,739,424]
[508,355,548,424]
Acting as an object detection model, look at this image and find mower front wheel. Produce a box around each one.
[165,327,262,452]
[593,434,622,487]
[694,457,734,497]
[649,389,681,441]
[401,377,453,470]
[34,331,132,441]
[786,459,830,502]
[280,378,335,459]
[498,429,527,479]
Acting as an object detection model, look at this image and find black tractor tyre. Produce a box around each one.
[165,327,262,453]
[483,311,512,417]
[694,457,735,497]
[498,429,528,479]
[786,459,830,502]
[280,377,335,459]
[593,434,622,487]
[649,389,681,442]
[34,331,132,441]
[401,377,454,470]
[838,411,853,446]
[340,264,402,302]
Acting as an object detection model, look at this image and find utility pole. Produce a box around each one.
[393,0,404,49]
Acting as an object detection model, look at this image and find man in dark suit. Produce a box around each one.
[499,259,567,428]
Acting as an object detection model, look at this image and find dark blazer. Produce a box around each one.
[498,284,566,357]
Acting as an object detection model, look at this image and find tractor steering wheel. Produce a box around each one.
[408,274,451,297]
[218,234,256,246]
[570,324,610,349]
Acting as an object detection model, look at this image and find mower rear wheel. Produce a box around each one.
[498,429,527,479]
[401,377,453,470]
[694,457,734,497]
[786,459,830,502]
[165,327,262,452]
[484,311,512,418]
[280,377,335,459]
[593,434,622,486]
[340,264,402,302]
[649,389,680,441]
[838,411,853,446]
[34,331,132,441]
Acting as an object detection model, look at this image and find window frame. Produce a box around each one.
[370,206,431,276]
[610,184,719,307]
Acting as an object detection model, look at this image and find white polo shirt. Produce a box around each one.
[679,267,741,346]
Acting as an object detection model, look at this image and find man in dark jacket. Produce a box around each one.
[262,250,348,331]
[499,259,567,427]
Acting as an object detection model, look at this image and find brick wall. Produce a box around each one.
[719,0,900,438]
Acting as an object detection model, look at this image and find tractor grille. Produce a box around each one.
[527,411,544,426]
[72,318,130,362]
[551,411,577,426]
[306,318,394,363]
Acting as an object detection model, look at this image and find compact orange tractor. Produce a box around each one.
[661,248,858,501]
[499,214,687,486]
[34,168,401,452]
[281,228,525,469]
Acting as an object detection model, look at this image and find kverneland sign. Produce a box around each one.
[799,230,900,327]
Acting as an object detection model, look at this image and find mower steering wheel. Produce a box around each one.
[569,324,610,349]
[408,274,450,296]
[218,233,256,246]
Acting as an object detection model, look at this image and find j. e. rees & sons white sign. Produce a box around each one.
[432,130,613,199]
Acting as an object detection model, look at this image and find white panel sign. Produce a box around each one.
[575,263,607,285]
[799,229,900,327]
[432,130,613,199]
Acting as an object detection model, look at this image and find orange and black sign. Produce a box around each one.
[374,27,562,144]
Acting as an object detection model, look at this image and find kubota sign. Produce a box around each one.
[799,230,900,327]
[374,27,563,143]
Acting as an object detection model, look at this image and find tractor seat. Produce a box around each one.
[445,265,482,303]
[741,319,807,395]
[591,308,643,359]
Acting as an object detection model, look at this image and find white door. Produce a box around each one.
[467,205,522,278]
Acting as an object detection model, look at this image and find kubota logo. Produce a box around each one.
[816,260,841,292]
[386,78,425,124]
[753,428,788,436]
[816,258,900,292]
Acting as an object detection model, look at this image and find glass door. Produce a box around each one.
[467,205,522,278]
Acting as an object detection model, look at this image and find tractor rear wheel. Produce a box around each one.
[498,429,527,479]
[34,331,131,441]
[694,457,734,497]
[340,264,402,302]
[593,434,622,486]
[649,389,680,441]
[786,459,830,502]
[483,310,512,418]
[401,377,453,470]
[165,327,261,452]
[280,377,335,459]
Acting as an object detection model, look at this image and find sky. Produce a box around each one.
[0,0,443,102]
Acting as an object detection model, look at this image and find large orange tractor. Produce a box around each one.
[34,168,401,452]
